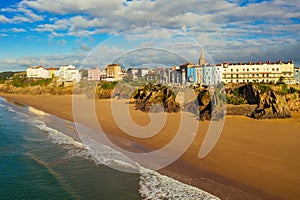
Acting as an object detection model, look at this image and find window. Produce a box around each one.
[247,69,249,72]
[231,69,233,72]
[236,69,239,72]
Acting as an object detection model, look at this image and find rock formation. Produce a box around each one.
[251,90,291,119]
[132,83,180,113]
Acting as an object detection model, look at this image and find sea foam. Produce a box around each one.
[6,103,220,200]
[139,167,220,200]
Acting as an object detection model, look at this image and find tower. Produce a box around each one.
[199,48,206,66]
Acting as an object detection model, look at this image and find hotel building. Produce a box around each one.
[219,60,295,84]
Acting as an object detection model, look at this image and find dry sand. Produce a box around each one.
[1,93,300,200]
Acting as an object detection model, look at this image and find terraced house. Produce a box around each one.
[219,60,295,84]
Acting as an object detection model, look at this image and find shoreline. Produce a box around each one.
[1,93,300,200]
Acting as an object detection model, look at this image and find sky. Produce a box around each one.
[0,0,299,71]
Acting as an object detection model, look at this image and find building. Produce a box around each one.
[295,67,300,84]
[127,67,151,81]
[27,66,59,79]
[26,66,48,78]
[220,60,295,84]
[145,71,160,82]
[105,64,123,81]
[187,65,197,84]
[177,49,222,86]
[88,67,100,80]
[180,63,195,85]
[46,68,59,78]
[58,65,81,83]
[159,68,171,84]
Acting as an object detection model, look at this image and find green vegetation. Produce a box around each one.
[226,96,247,105]
[0,71,17,84]
[257,84,271,93]
[277,84,299,95]
[225,86,248,105]
[11,77,53,87]
[99,81,117,89]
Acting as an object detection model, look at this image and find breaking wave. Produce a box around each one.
[5,102,219,200]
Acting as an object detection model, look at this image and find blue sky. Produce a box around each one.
[0,0,299,71]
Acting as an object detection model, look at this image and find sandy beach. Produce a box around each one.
[1,93,300,200]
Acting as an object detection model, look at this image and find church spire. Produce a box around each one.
[199,48,206,66]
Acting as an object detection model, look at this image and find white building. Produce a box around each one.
[26,66,48,78]
[220,60,295,84]
[58,65,81,83]
[294,67,300,84]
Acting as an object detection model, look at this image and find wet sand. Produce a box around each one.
[1,93,300,200]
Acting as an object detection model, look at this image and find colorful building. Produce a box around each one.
[88,67,100,80]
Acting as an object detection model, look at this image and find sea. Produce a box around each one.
[0,97,219,200]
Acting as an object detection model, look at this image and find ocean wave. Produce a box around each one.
[34,122,87,149]
[7,106,16,113]
[6,103,219,200]
[139,167,220,200]
[28,106,48,116]
[77,134,140,173]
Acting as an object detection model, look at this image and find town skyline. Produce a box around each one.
[0,0,300,71]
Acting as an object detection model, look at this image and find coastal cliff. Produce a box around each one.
[131,83,180,113]
[131,83,299,120]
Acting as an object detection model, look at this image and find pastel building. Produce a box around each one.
[88,67,100,80]
[105,64,123,81]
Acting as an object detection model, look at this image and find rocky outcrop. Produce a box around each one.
[132,83,180,113]
[226,104,257,116]
[251,90,291,119]
[199,91,225,121]
[225,83,293,119]
[182,88,225,121]
[239,84,260,104]
[287,93,300,112]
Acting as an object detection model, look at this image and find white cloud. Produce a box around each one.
[0,2,43,24]
[11,28,26,32]
[0,0,299,67]
[80,43,91,51]
[0,15,10,23]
